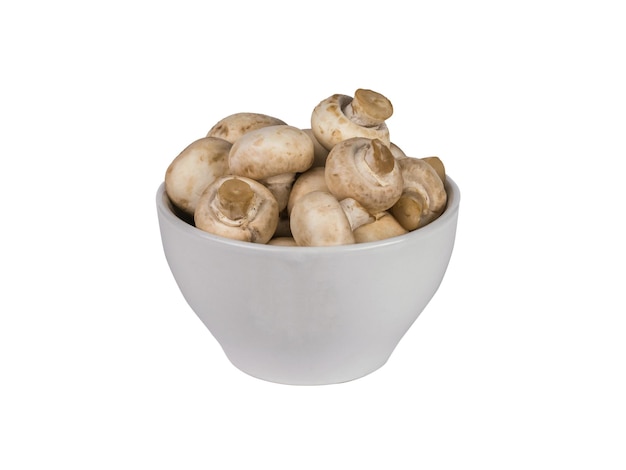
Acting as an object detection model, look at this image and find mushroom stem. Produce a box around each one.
[216,178,255,220]
[339,198,375,231]
[260,173,296,213]
[363,138,396,176]
[343,89,393,127]
[196,175,279,243]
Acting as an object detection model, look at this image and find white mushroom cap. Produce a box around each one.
[310,89,392,151]
[287,167,328,215]
[353,212,408,243]
[206,112,287,144]
[164,136,232,216]
[391,157,447,231]
[290,191,355,247]
[324,137,404,213]
[228,125,314,180]
[194,175,279,244]
[302,128,330,167]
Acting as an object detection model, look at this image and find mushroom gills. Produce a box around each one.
[310,91,392,150]
[325,137,403,213]
[194,176,279,244]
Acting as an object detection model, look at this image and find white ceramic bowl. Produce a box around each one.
[156,177,460,385]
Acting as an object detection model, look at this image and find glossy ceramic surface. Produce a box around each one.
[156,177,460,385]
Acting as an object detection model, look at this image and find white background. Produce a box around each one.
[1,1,625,468]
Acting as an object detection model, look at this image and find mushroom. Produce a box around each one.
[422,156,446,183]
[310,89,393,151]
[206,112,287,144]
[353,211,408,243]
[164,136,232,216]
[286,167,328,215]
[338,198,375,231]
[390,157,447,231]
[228,125,315,211]
[259,172,297,212]
[267,237,298,247]
[324,137,403,214]
[290,191,356,247]
[302,128,330,167]
[390,142,408,160]
[194,175,279,244]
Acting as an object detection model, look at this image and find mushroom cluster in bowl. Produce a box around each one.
[163,89,449,247]
[156,89,461,385]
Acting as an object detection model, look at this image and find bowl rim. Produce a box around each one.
[156,175,460,254]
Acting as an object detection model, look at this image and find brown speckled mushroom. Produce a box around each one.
[302,128,330,167]
[311,89,393,151]
[338,198,375,231]
[164,137,232,217]
[324,137,403,214]
[194,175,279,244]
[422,156,446,184]
[206,112,287,144]
[353,211,408,243]
[391,157,447,231]
[286,167,328,215]
[228,125,314,211]
[290,191,356,247]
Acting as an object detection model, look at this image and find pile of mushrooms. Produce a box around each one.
[164,89,448,247]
